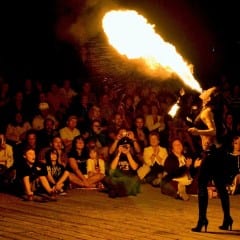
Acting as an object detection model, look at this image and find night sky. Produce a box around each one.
[0,0,239,86]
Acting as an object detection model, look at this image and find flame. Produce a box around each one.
[102,10,202,93]
[168,102,180,118]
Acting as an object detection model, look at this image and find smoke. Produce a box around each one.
[56,0,120,46]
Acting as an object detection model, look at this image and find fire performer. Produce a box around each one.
[188,86,233,232]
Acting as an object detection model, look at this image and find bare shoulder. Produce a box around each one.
[201,107,213,118]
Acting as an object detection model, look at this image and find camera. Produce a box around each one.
[121,144,129,149]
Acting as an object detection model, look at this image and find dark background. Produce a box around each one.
[0,0,239,87]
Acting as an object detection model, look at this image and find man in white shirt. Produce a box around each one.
[137,131,168,184]
[59,115,80,152]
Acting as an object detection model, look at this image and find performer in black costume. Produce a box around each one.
[188,87,233,232]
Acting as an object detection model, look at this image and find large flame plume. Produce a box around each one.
[102,10,202,93]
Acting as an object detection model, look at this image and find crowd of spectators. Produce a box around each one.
[0,75,240,201]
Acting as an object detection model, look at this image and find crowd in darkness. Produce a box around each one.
[0,74,240,201]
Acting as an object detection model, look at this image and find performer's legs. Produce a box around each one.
[192,155,210,232]
[214,175,233,230]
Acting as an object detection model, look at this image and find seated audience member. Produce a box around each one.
[108,128,141,159]
[5,111,32,146]
[38,136,68,168]
[0,133,15,191]
[87,147,105,189]
[104,137,141,198]
[67,135,96,188]
[88,105,108,132]
[99,93,115,123]
[59,115,80,152]
[226,135,240,195]
[59,79,77,109]
[46,82,66,120]
[161,138,193,201]
[32,102,59,131]
[145,103,165,133]
[45,148,70,195]
[67,94,92,132]
[137,131,168,185]
[15,147,57,201]
[87,120,109,160]
[14,129,41,170]
[107,113,130,142]
[131,116,149,150]
[37,118,59,149]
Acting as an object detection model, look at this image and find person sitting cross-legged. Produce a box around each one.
[15,147,58,201]
[103,136,141,198]
[45,148,70,195]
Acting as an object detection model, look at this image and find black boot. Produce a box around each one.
[192,218,208,232]
[219,216,233,231]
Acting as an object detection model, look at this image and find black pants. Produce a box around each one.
[197,146,230,220]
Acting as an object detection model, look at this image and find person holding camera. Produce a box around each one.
[104,137,141,198]
[108,128,141,158]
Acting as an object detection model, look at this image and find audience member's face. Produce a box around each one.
[89,149,97,159]
[27,134,37,147]
[24,149,35,165]
[52,137,63,150]
[172,140,183,155]
[135,118,144,129]
[67,118,77,129]
[50,151,58,162]
[114,114,123,126]
[75,138,85,150]
[149,135,159,147]
[44,119,54,131]
[15,113,23,123]
[92,121,101,133]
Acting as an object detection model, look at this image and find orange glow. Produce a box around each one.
[102,10,202,93]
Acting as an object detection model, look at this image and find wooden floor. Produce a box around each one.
[0,184,240,240]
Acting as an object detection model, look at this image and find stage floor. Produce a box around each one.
[0,184,240,240]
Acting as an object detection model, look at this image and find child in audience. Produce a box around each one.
[16,147,57,201]
[45,148,70,195]
[87,147,105,189]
